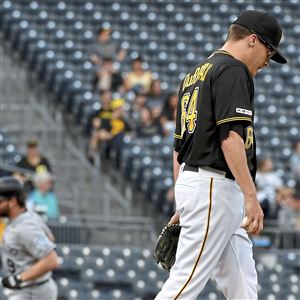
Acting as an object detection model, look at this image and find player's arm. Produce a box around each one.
[173,150,180,182]
[117,48,126,62]
[19,222,59,282]
[123,74,133,92]
[20,250,59,282]
[221,130,264,235]
[90,53,101,65]
[2,250,59,289]
[173,80,185,184]
[213,66,263,234]
[168,150,180,225]
[169,84,184,226]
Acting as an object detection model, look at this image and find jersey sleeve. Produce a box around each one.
[36,213,55,238]
[19,218,55,260]
[213,65,253,127]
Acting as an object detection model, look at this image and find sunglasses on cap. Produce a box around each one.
[249,30,276,60]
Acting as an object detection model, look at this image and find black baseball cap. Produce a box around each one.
[97,26,112,35]
[26,138,38,147]
[233,10,287,64]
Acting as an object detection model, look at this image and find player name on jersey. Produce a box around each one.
[182,63,213,91]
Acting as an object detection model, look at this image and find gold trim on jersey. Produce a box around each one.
[173,178,214,300]
[216,116,252,125]
[173,133,183,139]
[214,49,234,57]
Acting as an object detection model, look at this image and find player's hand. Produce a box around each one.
[168,212,180,225]
[92,118,101,129]
[2,274,23,290]
[242,196,264,235]
[90,54,101,65]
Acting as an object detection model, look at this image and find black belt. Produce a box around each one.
[183,164,234,180]
[21,279,50,289]
[183,165,199,172]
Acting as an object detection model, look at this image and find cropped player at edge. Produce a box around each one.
[0,177,59,300]
[155,11,287,300]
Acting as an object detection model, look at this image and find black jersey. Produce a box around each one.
[173,50,257,180]
[16,156,52,174]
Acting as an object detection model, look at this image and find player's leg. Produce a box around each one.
[155,172,244,300]
[212,227,258,299]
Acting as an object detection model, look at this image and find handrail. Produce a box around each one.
[48,214,158,244]
[48,218,157,245]
[53,214,155,225]
[262,226,300,234]
[0,163,35,176]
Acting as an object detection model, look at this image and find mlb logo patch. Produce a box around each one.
[236,108,252,116]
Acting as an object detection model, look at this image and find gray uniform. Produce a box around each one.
[1,210,57,300]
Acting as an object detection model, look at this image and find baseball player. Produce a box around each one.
[0,177,59,300]
[155,11,287,300]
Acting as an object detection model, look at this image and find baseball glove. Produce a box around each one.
[153,223,181,271]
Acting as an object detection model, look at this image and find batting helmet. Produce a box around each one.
[0,177,25,206]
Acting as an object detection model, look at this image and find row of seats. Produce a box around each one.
[1,238,300,299]
[51,244,300,300]
[1,7,299,89]
[3,1,300,21]
[1,249,299,299]
[0,131,20,177]
[119,135,174,216]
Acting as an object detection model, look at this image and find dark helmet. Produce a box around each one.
[0,177,25,206]
[0,177,23,194]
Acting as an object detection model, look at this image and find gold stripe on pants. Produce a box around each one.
[173,178,214,300]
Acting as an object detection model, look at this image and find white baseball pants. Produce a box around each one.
[155,164,258,300]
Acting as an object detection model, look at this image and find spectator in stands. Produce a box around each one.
[89,27,126,66]
[255,157,283,219]
[27,172,59,220]
[158,92,178,141]
[127,92,148,131]
[289,140,300,180]
[88,89,113,162]
[255,157,282,191]
[146,79,166,121]
[90,98,131,167]
[124,57,153,93]
[256,156,282,197]
[14,139,52,192]
[136,106,163,138]
[87,89,113,136]
[260,186,289,220]
[147,79,165,106]
[277,181,300,228]
[149,102,163,122]
[93,57,124,92]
